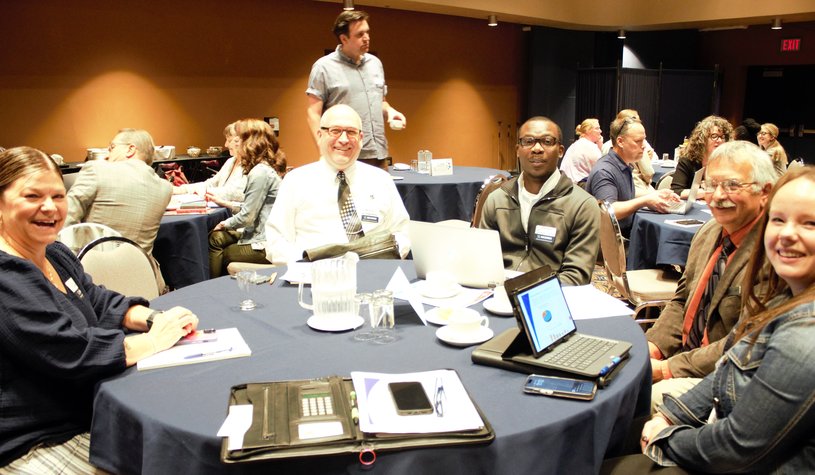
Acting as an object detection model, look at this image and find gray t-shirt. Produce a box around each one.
[307,46,389,160]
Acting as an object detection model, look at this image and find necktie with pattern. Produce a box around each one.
[337,170,364,242]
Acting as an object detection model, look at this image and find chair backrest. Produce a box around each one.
[78,236,160,299]
[58,223,122,255]
[470,174,508,227]
[63,172,80,192]
[787,159,804,171]
[656,170,675,190]
[597,201,633,302]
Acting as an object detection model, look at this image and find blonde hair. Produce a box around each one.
[760,123,779,139]
[575,118,599,137]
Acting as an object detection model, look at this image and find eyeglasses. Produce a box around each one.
[434,377,446,418]
[518,136,559,148]
[757,131,772,137]
[702,179,756,194]
[108,142,130,152]
[321,126,360,140]
[708,133,727,141]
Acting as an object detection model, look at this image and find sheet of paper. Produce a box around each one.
[351,369,484,435]
[386,267,426,324]
[217,404,253,451]
[137,328,251,371]
[562,285,634,320]
[281,262,312,284]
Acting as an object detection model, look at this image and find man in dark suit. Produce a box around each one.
[646,141,777,411]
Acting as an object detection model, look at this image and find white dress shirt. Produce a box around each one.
[264,159,410,264]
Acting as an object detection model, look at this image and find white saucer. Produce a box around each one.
[392,163,411,171]
[418,281,463,299]
[482,297,513,316]
[435,326,494,347]
[307,315,364,332]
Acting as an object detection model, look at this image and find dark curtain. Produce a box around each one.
[618,68,660,145]
[576,68,617,140]
[656,70,717,154]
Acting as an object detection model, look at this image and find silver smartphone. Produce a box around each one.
[523,374,597,401]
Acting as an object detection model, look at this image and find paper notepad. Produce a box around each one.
[137,327,251,371]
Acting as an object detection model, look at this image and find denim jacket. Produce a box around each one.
[645,299,815,473]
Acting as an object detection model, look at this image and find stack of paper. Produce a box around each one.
[137,327,251,371]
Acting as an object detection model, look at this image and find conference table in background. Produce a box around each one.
[153,207,231,289]
[390,166,509,222]
[627,205,712,271]
[90,260,649,475]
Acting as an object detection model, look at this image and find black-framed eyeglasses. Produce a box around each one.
[708,133,727,141]
[518,136,559,148]
[702,179,756,194]
[434,377,446,417]
[321,126,360,140]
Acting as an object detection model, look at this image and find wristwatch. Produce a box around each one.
[146,310,161,330]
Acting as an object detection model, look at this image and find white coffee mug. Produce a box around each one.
[448,310,489,334]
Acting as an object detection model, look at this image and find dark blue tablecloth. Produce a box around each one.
[627,205,711,270]
[90,261,649,475]
[153,208,230,289]
[391,166,508,222]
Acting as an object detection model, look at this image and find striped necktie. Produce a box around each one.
[337,171,364,242]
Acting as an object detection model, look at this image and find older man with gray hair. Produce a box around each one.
[66,128,171,291]
[647,140,777,411]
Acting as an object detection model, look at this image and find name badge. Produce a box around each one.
[361,214,380,223]
[534,225,557,243]
[65,278,84,298]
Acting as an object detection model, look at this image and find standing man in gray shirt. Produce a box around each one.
[306,10,406,170]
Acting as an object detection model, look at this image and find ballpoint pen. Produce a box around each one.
[598,356,622,376]
[184,347,233,360]
[434,377,446,417]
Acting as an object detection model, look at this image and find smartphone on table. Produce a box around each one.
[388,381,434,415]
[523,374,597,401]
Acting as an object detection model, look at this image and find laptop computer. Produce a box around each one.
[408,221,506,289]
[503,271,631,378]
[666,167,705,215]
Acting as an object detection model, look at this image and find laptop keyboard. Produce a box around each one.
[541,335,616,370]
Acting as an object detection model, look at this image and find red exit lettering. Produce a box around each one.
[781,38,801,52]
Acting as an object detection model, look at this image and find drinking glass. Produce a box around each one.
[236,271,257,311]
[352,293,377,341]
[371,289,395,344]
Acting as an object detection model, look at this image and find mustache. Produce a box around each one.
[709,199,736,209]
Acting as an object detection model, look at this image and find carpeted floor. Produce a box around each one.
[590,264,622,300]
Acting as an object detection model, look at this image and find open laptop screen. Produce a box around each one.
[514,275,577,356]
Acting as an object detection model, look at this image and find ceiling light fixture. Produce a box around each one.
[343,0,354,11]
[488,15,498,27]
[771,18,782,30]
[617,29,626,39]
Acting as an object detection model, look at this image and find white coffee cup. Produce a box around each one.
[492,285,512,311]
[389,119,404,130]
[424,270,457,297]
[447,310,489,335]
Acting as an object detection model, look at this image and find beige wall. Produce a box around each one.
[0,0,522,168]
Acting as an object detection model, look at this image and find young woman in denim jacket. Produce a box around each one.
[634,166,815,473]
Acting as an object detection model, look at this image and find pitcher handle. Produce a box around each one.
[297,282,313,311]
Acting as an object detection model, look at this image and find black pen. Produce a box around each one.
[598,356,622,376]
[184,347,232,360]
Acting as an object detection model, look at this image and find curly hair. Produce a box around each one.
[735,165,815,345]
[681,115,733,165]
[234,119,287,176]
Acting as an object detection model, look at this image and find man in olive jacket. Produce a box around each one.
[478,116,599,286]
[646,141,777,410]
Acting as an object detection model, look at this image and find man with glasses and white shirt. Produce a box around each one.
[646,141,777,411]
[478,116,599,285]
[586,117,680,238]
[265,104,409,265]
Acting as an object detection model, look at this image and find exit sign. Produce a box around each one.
[781,38,801,52]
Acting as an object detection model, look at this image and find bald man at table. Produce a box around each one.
[265,105,409,265]
[646,141,777,411]
[478,116,599,285]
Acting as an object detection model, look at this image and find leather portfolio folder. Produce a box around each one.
[221,374,494,463]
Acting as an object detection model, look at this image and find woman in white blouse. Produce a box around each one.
[173,122,247,213]
[559,118,603,184]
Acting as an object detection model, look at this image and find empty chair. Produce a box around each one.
[62,172,80,192]
[78,236,160,299]
[57,223,122,255]
[597,201,678,325]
